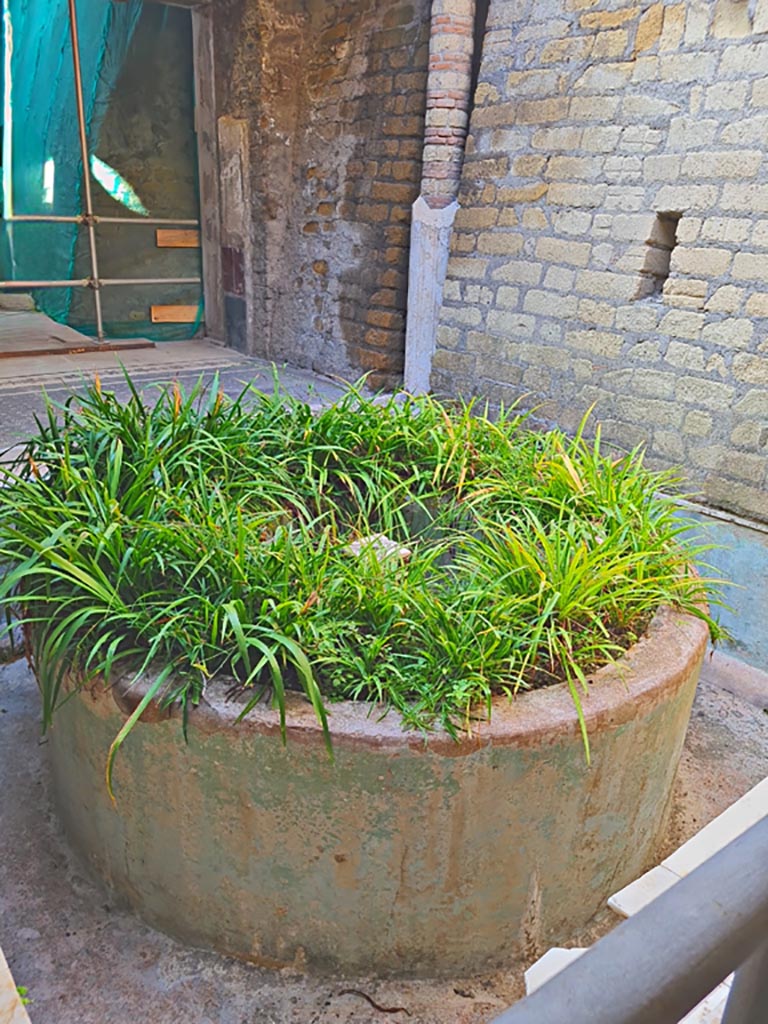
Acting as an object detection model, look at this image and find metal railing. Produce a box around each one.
[0,0,201,340]
[491,815,768,1024]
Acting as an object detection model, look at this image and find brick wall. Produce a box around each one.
[214,0,429,388]
[433,0,768,521]
[421,0,477,208]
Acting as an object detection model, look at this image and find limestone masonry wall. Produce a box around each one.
[215,0,429,388]
[434,0,768,521]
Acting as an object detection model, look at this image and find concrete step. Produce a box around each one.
[681,983,731,1024]
[524,947,589,994]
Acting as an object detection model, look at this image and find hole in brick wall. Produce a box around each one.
[637,211,682,298]
[468,0,491,120]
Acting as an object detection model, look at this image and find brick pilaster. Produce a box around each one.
[421,0,476,208]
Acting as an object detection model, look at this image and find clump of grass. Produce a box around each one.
[0,372,724,794]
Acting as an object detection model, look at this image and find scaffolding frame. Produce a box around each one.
[0,0,202,341]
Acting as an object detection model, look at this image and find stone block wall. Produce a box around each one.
[434,0,768,521]
[214,0,429,388]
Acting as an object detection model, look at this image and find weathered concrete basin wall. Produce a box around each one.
[213,0,429,387]
[49,608,707,977]
[434,0,768,522]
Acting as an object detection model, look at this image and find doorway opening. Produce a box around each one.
[0,0,214,348]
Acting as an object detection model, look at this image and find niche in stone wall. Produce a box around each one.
[469,0,492,116]
[637,211,681,299]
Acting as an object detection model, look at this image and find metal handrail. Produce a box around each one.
[491,815,768,1024]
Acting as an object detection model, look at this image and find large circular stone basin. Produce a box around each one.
[49,606,707,976]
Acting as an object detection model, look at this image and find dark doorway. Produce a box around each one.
[67,3,203,340]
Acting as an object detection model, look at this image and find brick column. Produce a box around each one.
[404,0,476,392]
[421,0,476,209]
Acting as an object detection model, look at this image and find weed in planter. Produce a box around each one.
[0,372,725,793]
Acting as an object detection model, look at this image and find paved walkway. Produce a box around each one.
[0,335,345,454]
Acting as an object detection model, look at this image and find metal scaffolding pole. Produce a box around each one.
[0,3,205,342]
[6,215,200,226]
[0,278,201,289]
[95,217,200,226]
[6,215,82,224]
[0,280,89,289]
[100,277,201,286]
[67,0,105,342]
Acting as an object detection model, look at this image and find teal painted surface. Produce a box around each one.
[683,512,768,672]
[1,0,141,319]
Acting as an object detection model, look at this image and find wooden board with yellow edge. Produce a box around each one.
[150,304,199,324]
[155,229,200,249]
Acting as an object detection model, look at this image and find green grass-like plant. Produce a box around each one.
[0,373,724,796]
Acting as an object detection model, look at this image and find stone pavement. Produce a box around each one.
[0,337,345,455]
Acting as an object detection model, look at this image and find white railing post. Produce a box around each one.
[721,935,768,1024]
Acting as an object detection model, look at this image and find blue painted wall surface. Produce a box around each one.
[684,512,768,673]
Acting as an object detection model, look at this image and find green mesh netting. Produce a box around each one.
[1,0,203,341]
[1,0,142,321]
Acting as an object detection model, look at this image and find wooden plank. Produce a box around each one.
[0,339,155,359]
[146,1,209,7]
[192,6,224,340]
[156,228,201,249]
[150,304,199,324]
[0,312,155,358]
